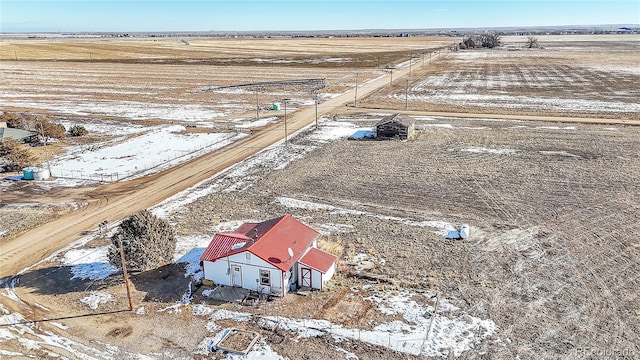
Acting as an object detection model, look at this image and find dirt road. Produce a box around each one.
[2,51,636,278]
[0,56,422,278]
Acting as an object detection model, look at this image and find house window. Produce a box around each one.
[259,270,270,286]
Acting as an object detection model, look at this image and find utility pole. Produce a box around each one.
[255,89,259,121]
[354,72,358,107]
[283,98,290,146]
[405,78,409,110]
[314,92,318,129]
[409,52,413,75]
[118,235,134,311]
[38,118,52,176]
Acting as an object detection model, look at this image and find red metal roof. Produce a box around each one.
[200,233,251,262]
[200,214,320,272]
[299,248,338,273]
[234,222,258,236]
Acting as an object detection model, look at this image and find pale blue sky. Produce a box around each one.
[1,1,638,33]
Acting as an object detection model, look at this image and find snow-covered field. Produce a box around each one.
[0,117,499,359]
[0,98,229,122]
[48,125,245,182]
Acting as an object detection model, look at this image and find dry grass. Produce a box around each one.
[173,114,640,358]
[0,36,452,63]
[317,235,345,257]
[2,35,639,359]
[359,35,640,120]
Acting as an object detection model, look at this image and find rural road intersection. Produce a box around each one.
[1,52,635,278]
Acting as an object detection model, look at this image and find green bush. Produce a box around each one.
[108,210,176,272]
[68,125,89,137]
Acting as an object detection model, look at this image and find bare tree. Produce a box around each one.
[526,36,539,48]
[460,33,499,49]
[461,36,476,49]
[34,115,66,140]
[479,32,501,48]
[1,112,32,130]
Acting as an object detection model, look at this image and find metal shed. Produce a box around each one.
[375,113,416,140]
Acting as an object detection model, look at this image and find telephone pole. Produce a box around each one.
[282,98,290,146]
[405,78,409,110]
[314,92,319,129]
[409,52,413,75]
[255,89,259,121]
[354,72,358,107]
[118,235,134,311]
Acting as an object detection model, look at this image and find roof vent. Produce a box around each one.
[231,242,246,250]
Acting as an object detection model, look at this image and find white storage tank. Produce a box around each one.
[33,168,51,180]
[459,224,470,239]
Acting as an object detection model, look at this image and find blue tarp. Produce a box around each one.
[349,130,376,140]
[445,230,460,239]
[7,175,24,181]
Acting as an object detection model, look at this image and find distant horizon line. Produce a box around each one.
[2,23,638,35]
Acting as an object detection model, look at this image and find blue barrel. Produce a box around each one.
[22,167,35,180]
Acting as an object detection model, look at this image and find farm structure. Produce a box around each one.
[375,113,416,140]
[0,127,38,143]
[200,214,337,296]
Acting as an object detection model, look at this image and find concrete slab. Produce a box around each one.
[207,285,251,303]
[296,286,312,296]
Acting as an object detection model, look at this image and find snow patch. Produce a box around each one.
[275,197,455,235]
[460,147,517,155]
[539,150,582,158]
[61,247,117,280]
[313,223,356,235]
[79,292,112,310]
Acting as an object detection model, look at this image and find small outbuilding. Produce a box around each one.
[0,127,38,143]
[375,113,416,140]
[200,214,337,296]
[298,247,337,290]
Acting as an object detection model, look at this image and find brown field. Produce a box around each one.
[0,36,450,63]
[360,34,640,120]
[172,114,640,357]
[12,114,638,359]
[0,36,454,130]
[1,35,639,359]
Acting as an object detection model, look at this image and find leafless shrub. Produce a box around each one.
[0,138,37,171]
[318,235,345,257]
[461,33,500,49]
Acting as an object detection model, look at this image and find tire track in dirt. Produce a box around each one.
[0,55,425,278]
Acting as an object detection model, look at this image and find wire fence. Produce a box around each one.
[48,133,244,183]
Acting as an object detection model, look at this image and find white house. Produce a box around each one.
[200,214,338,296]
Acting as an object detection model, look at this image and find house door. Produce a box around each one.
[232,265,242,287]
[301,268,312,287]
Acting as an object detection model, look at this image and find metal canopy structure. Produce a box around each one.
[204,78,326,93]
[204,78,327,131]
